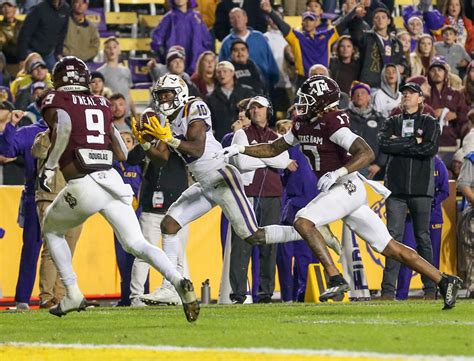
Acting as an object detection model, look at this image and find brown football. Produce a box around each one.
[138,107,158,142]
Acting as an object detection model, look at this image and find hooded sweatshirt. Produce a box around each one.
[373,64,402,118]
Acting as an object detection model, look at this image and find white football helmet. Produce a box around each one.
[152,74,189,116]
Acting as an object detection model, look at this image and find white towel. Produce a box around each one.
[357,172,391,199]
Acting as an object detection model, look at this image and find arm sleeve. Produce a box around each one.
[113,125,129,159]
[45,108,72,169]
[127,143,147,165]
[329,127,360,152]
[267,10,291,37]
[231,129,267,172]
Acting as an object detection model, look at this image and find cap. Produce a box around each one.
[1,1,17,7]
[372,7,391,18]
[407,15,423,25]
[103,36,119,46]
[216,60,235,72]
[166,50,185,65]
[350,81,371,96]
[168,45,185,56]
[90,71,104,82]
[302,11,318,20]
[400,82,423,95]
[428,56,447,71]
[28,59,47,73]
[30,81,47,94]
[406,75,427,87]
[247,95,271,109]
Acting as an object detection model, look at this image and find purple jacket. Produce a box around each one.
[280,145,318,224]
[0,120,48,196]
[151,1,212,74]
[431,156,449,224]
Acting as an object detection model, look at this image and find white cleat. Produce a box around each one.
[140,283,182,306]
[175,278,200,323]
[130,297,147,307]
[49,294,86,317]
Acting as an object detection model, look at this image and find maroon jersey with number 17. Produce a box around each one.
[41,90,114,170]
[291,109,352,178]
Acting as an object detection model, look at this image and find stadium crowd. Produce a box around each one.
[0,0,473,310]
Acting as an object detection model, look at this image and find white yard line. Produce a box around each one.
[2,342,474,361]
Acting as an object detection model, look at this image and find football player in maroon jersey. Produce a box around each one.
[37,56,199,322]
[218,75,462,310]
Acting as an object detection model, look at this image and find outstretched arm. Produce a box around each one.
[243,137,293,158]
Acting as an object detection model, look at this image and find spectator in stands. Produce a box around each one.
[110,93,131,132]
[89,71,113,98]
[151,0,212,75]
[261,0,360,87]
[190,50,216,97]
[195,0,218,29]
[206,60,255,141]
[213,0,269,42]
[164,47,201,97]
[396,30,412,79]
[229,95,294,304]
[31,125,82,309]
[329,35,360,94]
[0,51,11,87]
[63,0,100,62]
[373,64,402,118]
[355,0,390,29]
[112,129,143,306]
[379,82,440,300]
[264,8,293,116]
[410,34,436,77]
[350,7,406,88]
[98,37,136,117]
[0,1,22,72]
[440,0,474,54]
[10,52,50,101]
[347,81,386,179]
[462,60,474,108]
[405,15,425,52]
[426,57,469,171]
[20,80,46,125]
[17,0,70,70]
[401,3,445,44]
[148,44,182,83]
[14,59,48,110]
[128,126,190,307]
[219,7,279,90]
[308,64,350,109]
[229,39,266,95]
[305,0,331,30]
[434,26,471,77]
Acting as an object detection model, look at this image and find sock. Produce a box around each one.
[44,232,77,286]
[162,234,180,287]
[264,225,301,244]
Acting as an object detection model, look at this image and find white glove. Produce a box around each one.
[212,144,245,160]
[39,168,55,192]
[317,167,348,192]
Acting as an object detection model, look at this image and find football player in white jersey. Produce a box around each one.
[133,74,307,303]
[217,75,462,310]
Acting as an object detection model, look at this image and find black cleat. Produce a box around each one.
[175,278,200,322]
[49,298,87,317]
[438,273,462,310]
[319,274,350,302]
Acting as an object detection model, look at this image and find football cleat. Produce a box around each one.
[49,297,87,317]
[175,278,200,322]
[140,284,182,306]
[319,274,350,302]
[438,273,462,310]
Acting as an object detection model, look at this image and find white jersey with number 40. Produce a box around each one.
[169,97,225,179]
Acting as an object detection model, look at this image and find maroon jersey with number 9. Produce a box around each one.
[41,90,114,170]
[291,110,352,178]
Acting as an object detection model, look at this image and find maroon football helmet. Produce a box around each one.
[295,75,340,121]
[52,56,90,92]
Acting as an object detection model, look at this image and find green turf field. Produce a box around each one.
[1,301,473,358]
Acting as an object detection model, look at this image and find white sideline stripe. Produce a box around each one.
[283,320,474,326]
[2,342,474,361]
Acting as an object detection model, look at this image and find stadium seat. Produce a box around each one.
[130,88,151,105]
[113,0,165,16]
[99,37,152,57]
[105,11,138,38]
[284,16,302,29]
[138,14,163,36]
[87,8,113,38]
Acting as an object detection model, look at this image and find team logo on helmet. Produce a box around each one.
[151,74,189,116]
[52,56,90,92]
[295,75,340,121]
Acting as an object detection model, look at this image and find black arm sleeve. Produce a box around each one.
[267,10,291,37]
[127,144,147,165]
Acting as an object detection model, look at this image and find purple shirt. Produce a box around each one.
[431,156,449,224]
[0,121,48,195]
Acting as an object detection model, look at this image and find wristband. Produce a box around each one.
[167,137,181,149]
[334,167,348,178]
[140,142,151,151]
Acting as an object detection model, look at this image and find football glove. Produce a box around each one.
[143,116,180,148]
[317,167,348,192]
[39,167,55,193]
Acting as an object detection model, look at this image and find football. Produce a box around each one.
[138,107,158,142]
